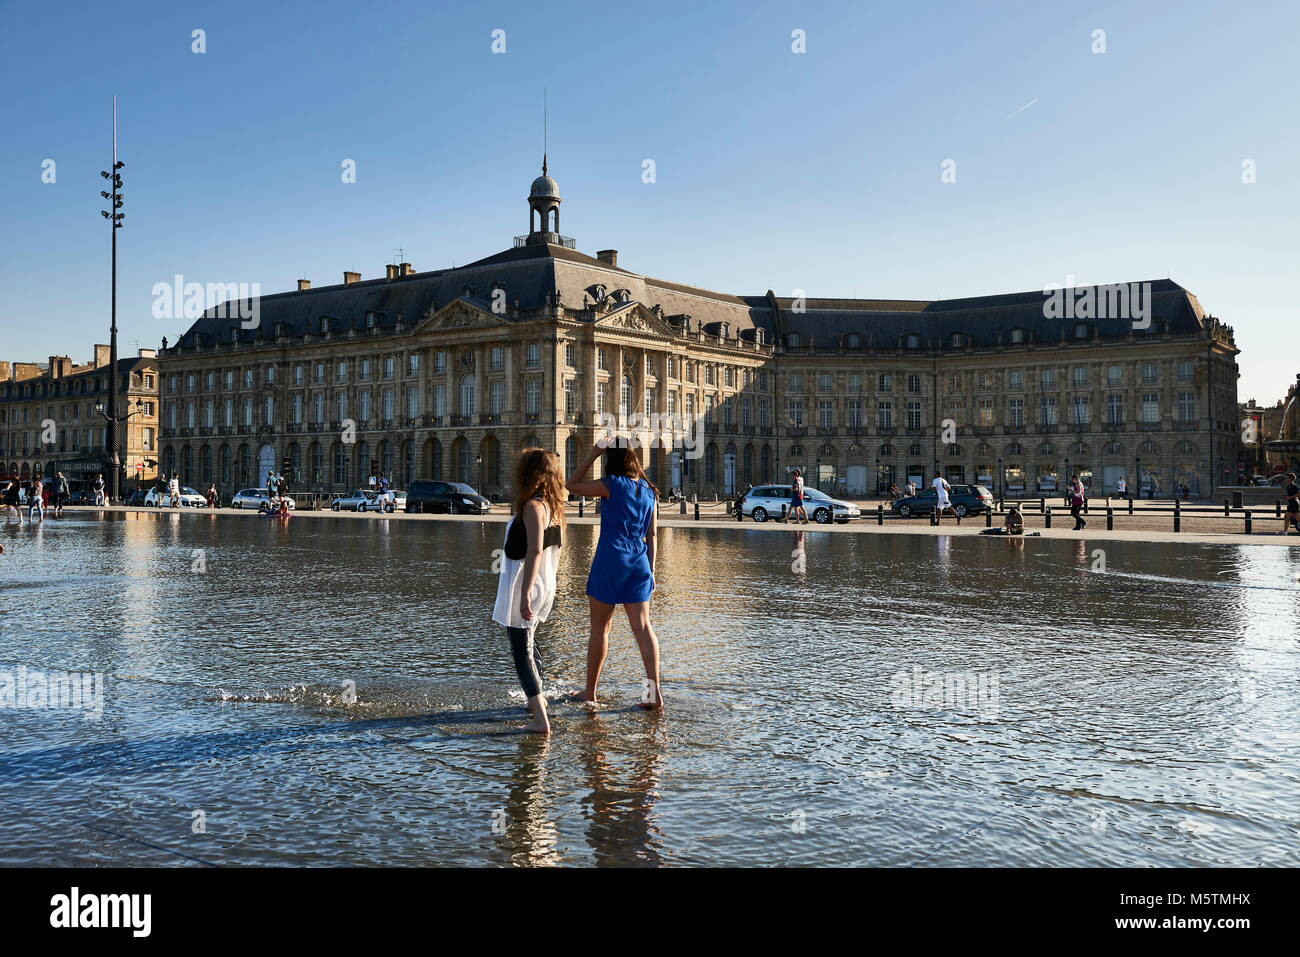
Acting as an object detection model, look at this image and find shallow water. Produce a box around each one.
[1,511,1298,866]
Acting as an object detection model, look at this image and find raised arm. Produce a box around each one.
[566,440,610,499]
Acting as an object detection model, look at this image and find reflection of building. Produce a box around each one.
[156,164,1240,500]
[0,347,159,489]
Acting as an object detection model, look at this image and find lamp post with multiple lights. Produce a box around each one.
[99,97,126,502]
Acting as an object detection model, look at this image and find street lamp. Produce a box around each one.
[99,96,126,503]
[94,395,144,499]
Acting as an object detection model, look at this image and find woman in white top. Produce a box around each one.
[492,448,566,734]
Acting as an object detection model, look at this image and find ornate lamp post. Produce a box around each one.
[98,97,125,502]
[94,397,145,500]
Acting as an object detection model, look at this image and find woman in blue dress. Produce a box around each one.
[566,439,663,709]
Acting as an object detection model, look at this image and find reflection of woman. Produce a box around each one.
[566,441,663,708]
[577,715,664,866]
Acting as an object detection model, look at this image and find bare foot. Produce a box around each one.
[519,718,550,734]
[565,690,597,703]
[638,685,665,710]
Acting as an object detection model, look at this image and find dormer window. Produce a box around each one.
[755,328,766,346]
[787,332,800,348]
[364,312,376,328]
[1010,328,1026,344]
[950,332,963,348]
[1073,322,1091,340]
[847,332,861,348]
[904,333,920,349]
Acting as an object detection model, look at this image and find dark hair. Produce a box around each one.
[603,445,659,499]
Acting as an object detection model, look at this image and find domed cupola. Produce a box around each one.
[524,155,567,247]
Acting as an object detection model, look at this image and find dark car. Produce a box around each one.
[892,483,994,518]
[405,480,492,514]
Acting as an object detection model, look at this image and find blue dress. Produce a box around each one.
[586,474,656,605]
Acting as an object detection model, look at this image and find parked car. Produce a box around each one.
[405,480,492,514]
[331,489,378,512]
[373,489,407,513]
[738,484,861,524]
[231,487,297,510]
[143,485,208,507]
[892,484,994,518]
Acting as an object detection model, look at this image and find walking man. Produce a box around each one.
[1116,475,1127,500]
[52,471,69,517]
[93,472,105,507]
[168,472,181,508]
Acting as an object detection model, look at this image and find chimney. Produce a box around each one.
[138,347,157,359]
[0,361,9,381]
[297,279,311,291]
[94,344,111,368]
[344,271,361,285]
[400,262,414,276]
[385,264,399,280]
[596,249,618,267]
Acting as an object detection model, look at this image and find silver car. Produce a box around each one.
[331,489,377,512]
[739,484,861,524]
[231,487,297,510]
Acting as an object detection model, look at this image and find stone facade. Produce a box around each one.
[0,348,160,491]
[156,166,1240,501]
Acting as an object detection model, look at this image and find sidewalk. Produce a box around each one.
[66,504,1300,547]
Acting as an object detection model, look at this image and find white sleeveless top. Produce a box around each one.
[492,502,561,629]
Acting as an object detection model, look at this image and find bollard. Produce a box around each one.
[1045,506,1052,529]
[780,503,787,522]
[736,500,743,522]
[694,502,700,521]
[1245,510,1253,534]
[985,508,992,528]
[1277,500,1282,519]
[1174,500,1181,533]
[1039,496,1045,513]
[1224,499,1230,517]
[578,498,584,518]
[877,504,884,526]
[1084,498,1089,514]
[1106,506,1113,530]
[680,499,687,515]
[1128,496,1134,515]
[595,498,601,516]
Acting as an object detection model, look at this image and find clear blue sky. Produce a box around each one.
[1,0,1296,402]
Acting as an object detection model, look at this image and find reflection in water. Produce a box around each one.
[0,511,1297,866]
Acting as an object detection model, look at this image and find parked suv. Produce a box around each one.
[892,484,994,518]
[405,481,491,514]
[739,485,861,524]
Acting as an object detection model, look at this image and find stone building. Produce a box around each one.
[1,347,160,491]
[156,164,1239,501]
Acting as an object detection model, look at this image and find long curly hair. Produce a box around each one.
[513,447,566,527]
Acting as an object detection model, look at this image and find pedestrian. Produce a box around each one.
[1069,473,1087,530]
[29,476,44,521]
[785,468,808,524]
[378,472,391,512]
[932,471,958,524]
[492,447,566,734]
[906,479,917,497]
[565,438,663,709]
[887,481,901,504]
[206,483,218,509]
[52,471,69,517]
[93,473,105,507]
[4,477,21,523]
[1116,475,1127,500]
[1282,472,1299,535]
[168,472,181,508]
